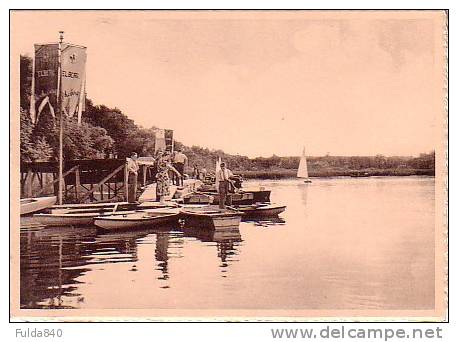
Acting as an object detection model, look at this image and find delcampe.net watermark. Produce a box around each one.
[271,326,443,341]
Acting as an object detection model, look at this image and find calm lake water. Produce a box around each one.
[20,176,435,310]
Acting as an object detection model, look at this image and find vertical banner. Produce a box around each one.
[60,44,87,121]
[32,43,59,123]
[165,129,174,152]
[154,129,166,153]
[32,43,87,124]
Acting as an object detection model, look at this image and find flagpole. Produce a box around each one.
[29,49,36,123]
[57,31,64,205]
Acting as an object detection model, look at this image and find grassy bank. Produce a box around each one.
[235,168,435,179]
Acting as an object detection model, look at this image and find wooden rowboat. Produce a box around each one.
[200,191,255,205]
[94,209,180,231]
[20,196,57,215]
[51,201,129,210]
[33,203,179,227]
[180,208,242,230]
[182,192,214,205]
[33,210,138,226]
[230,203,286,217]
[240,188,271,203]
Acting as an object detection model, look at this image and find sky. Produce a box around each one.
[11,11,445,157]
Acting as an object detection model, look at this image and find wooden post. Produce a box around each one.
[21,172,27,197]
[31,172,37,197]
[26,169,33,198]
[53,173,58,196]
[142,165,147,186]
[38,172,43,190]
[124,162,129,202]
[75,166,80,201]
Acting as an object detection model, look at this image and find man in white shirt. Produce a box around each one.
[126,152,140,203]
[172,149,188,186]
[216,162,234,209]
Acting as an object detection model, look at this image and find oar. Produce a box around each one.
[112,203,119,213]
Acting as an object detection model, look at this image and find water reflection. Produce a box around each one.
[299,183,309,207]
[243,216,286,227]
[20,225,96,308]
[153,231,185,283]
[181,226,242,273]
[155,232,170,280]
[20,222,247,308]
[20,177,435,310]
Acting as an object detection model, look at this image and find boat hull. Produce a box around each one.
[242,190,271,203]
[33,213,96,226]
[180,210,242,230]
[33,209,139,226]
[94,212,179,231]
[182,193,214,205]
[237,204,286,217]
[20,196,57,215]
[203,192,255,205]
[51,201,129,210]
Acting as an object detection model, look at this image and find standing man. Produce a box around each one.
[172,148,188,187]
[193,164,200,179]
[126,152,140,203]
[216,162,234,209]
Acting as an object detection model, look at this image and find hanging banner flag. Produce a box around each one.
[31,43,87,124]
[60,44,87,121]
[32,43,59,124]
[165,129,174,152]
[154,128,166,153]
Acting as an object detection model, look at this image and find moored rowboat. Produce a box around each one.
[182,192,214,205]
[200,191,255,205]
[33,210,138,226]
[231,203,286,217]
[94,209,180,231]
[51,201,129,210]
[180,208,242,230]
[20,196,57,215]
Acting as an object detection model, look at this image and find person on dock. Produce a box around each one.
[216,162,234,209]
[126,152,140,203]
[156,151,181,204]
[172,148,188,187]
[193,164,200,179]
[200,167,207,181]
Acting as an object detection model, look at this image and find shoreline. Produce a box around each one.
[235,169,435,180]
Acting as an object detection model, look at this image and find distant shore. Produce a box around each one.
[235,168,435,179]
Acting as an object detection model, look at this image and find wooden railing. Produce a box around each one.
[20,159,153,203]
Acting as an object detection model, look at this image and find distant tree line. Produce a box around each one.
[19,54,435,177]
[179,146,435,174]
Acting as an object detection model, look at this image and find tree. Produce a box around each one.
[58,118,114,160]
[20,109,54,162]
[83,100,139,157]
[20,55,33,111]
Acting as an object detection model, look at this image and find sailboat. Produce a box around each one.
[297,147,312,183]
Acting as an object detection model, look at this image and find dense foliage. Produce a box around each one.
[19,54,435,176]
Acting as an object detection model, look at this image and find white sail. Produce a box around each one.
[297,147,309,178]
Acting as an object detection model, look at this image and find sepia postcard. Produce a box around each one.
[9,9,448,322]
